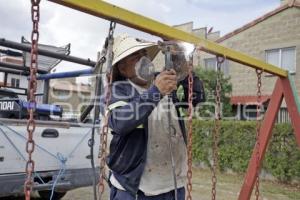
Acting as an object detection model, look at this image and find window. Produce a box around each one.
[53,90,71,99]
[277,107,291,123]
[204,58,216,71]
[79,92,91,101]
[204,58,229,76]
[11,78,20,88]
[266,47,296,73]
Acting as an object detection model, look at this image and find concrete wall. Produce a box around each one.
[48,78,92,116]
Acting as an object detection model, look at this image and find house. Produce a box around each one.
[196,0,300,122]
[0,51,92,119]
[0,39,70,104]
[0,55,45,103]
[48,78,92,119]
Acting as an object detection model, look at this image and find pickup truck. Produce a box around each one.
[0,88,100,199]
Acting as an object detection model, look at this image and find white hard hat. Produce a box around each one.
[112,34,159,66]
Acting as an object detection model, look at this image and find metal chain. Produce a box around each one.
[255,69,263,200]
[186,58,194,200]
[25,1,40,199]
[89,54,107,200]
[98,21,116,200]
[98,76,112,195]
[212,56,224,200]
[108,22,116,40]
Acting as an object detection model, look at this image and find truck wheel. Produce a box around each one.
[38,190,67,200]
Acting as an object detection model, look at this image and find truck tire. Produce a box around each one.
[38,190,67,200]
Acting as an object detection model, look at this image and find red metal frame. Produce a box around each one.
[238,77,300,200]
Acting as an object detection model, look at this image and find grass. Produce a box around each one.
[191,168,300,200]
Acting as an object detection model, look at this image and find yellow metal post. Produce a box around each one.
[48,0,288,77]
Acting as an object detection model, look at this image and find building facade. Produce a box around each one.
[0,55,45,103]
[216,0,300,97]
[0,54,92,118]
[195,0,300,122]
[48,78,92,119]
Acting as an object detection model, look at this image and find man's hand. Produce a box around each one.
[154,69,177,95]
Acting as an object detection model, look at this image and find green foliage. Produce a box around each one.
[192,120,300,183]
[264,124,300,183]
[195,67,233,117]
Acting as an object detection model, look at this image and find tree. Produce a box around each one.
[195,67,233,118]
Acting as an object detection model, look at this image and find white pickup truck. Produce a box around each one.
[0,89,100,199]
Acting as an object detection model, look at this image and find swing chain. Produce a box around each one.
[108,21,116,39]
[186,57,194,200]
[25,1,40,199]
[215,56,223,120]
[98,21,116,199]
[98,74,113,197]
[255,69,263,200]
[212,56,224,200]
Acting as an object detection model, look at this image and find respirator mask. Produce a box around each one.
[134,56,155,83]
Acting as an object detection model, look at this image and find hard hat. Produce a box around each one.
[112,34,159,66]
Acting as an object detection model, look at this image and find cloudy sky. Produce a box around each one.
[0,0,281,73]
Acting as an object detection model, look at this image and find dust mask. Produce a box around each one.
[134,56,155,83]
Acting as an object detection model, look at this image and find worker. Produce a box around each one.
[103,34,205,200]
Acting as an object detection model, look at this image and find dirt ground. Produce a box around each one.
[62,168,300,200]
[1,168,299,200]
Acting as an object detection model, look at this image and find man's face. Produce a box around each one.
[117,51,144,79]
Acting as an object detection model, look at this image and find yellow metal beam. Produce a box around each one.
[48,0,288,77]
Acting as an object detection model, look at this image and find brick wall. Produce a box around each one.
[199,7,300,98]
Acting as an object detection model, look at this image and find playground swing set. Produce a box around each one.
[22,0,300,200]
